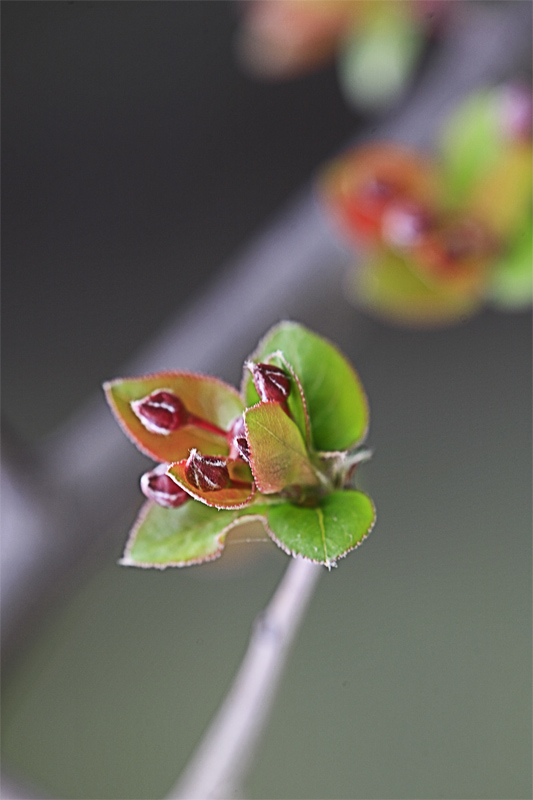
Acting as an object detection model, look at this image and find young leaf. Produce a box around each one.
[439,88,505,206]
[168,459,254,509]
[266,490,376,567]
[338,4,423,111]
[244,402,320,494]
[243,322,369,452]
[351,251,482,326]
[104,372,243,462]
[467,144,532,239]
[120,500,238,568]
[488,219,533,308]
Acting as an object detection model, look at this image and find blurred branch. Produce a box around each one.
[169,556,322,800]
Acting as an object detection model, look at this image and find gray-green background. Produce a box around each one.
[2,2,531,798]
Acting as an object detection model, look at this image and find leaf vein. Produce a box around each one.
[316,507,328,563]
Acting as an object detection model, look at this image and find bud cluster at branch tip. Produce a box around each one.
[249,362,291,404]
[141,463,189,508]
[185,449,230,492]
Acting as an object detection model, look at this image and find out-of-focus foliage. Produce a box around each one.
[319,83,532,325]
[105,322,375,569]
[235,0,449,111]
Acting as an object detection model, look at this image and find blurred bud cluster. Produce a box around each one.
[318,83,532,325]
[236,0,449,110]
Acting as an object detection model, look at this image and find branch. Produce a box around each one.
[168,556,322,800]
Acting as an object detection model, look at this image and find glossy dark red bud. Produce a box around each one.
[250,362,291,403]
[131,390,188,435]
[140,464,189,508]
[229,415,251,463]
[185,449,230,492]
[234,436,251,464]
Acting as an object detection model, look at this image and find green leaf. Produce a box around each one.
[167,459,254,509]
[338,8,423,111]
[488,219,533,308]
[439,88,504,206]
[351,251,482,326]
[467,145,532,239]
[244,402,320,494]
[266,490,376,567]
[243,322,368,452]
[104,372,243,462]
[120,500,238,568]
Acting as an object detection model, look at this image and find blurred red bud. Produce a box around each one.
[381,200,432,249]
[131,390,188,435]
[250,362,291,403]
[418,218,491,274]
[185,449,230,492]
[140,464,189,508]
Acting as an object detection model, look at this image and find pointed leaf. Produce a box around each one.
[104,372,243,462]
[266,490,375,567]
[168,459,254,509]
[120,500,238,568]
[245,402,319,494]
[243,322,369,451]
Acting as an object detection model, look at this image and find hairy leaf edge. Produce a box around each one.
[264,495,377,569]
[103,371,243,460]
[119,501,269,569]
[241,320,370,449]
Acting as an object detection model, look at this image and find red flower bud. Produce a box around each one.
[250,362,291,404]
[229,415,251,463]
[131,390,188,435]
[185,449,230,492]
[140,464,189,508]
[381,200,432,249]
[416,217,492,276]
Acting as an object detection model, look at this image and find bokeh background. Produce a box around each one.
[2,2,531,799]
[3,0,360,440]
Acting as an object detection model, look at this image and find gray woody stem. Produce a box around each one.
[169,556,322,800]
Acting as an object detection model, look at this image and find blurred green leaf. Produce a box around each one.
[121,500,238,568]
[337,8,423,111]
[488,218,533,308]
[352,251,482,326]
[439,89,503,206]
[243,322,368,452]
[245,402,319,494]
[104,373,243,462]
[266,490,375,566]
[468,145,532,239]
